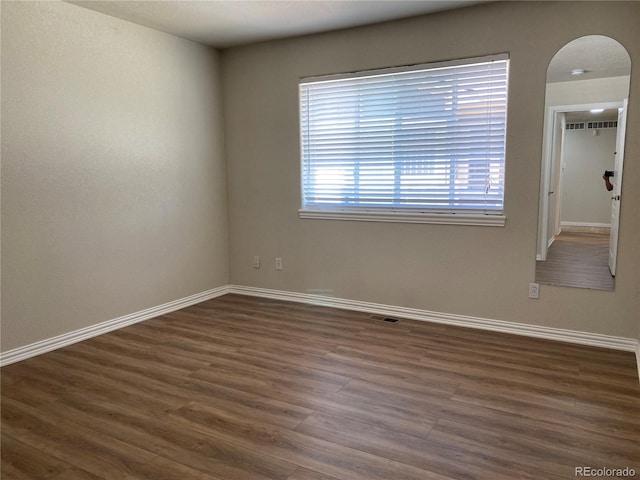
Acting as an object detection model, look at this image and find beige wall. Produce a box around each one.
[546,76,631,107]
[561,127,616,226]
[223,1,640,338]
[1,1,229,351]
[1,1,638,356]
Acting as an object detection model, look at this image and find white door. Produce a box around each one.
[608,99,627,276]
[538,110,564,261]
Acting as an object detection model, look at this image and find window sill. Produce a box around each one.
[299,209,506,227]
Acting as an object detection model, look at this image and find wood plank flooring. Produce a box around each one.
[536,231,614,290]
[2,294,639,480]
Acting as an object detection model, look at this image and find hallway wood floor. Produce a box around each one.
[2,294,639,480]
[536,231,614,290]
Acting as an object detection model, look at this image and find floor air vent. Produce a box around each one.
[370,314,399,323]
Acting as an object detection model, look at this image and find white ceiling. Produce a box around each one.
[547,35,631,83]
[68,0,487,49]
[565,109,618,122]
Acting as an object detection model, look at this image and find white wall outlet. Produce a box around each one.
[275,257,283,270]
[253,256,260,269]
[528,282,540,299]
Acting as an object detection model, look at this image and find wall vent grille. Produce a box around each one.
[587,120,617,129]
[566,120,617,130]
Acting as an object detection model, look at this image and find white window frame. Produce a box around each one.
[299,54,509,227]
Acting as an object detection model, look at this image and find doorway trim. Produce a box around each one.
[537,101,623,261]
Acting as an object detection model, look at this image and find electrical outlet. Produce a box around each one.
[253,256,260,269]
[275,257,283,271]
[528,282,540,299]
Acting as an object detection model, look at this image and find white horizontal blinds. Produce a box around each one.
[300,55,509,214]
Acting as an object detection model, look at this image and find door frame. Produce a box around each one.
[608,98,628,276]
[537,101,623,261]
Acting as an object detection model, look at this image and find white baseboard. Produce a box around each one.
[229,285,638,353]
[636,342,640,382]
[560,222,611,234]
[2,284,638,379]
[0,285,230,367]
[561,221,611,228]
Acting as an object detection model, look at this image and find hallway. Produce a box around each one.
[536,231,614,290]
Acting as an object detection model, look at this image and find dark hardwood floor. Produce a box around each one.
[536,231,614,290]
[2,294,639,479]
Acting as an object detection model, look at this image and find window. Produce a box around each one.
[299,54,509,226]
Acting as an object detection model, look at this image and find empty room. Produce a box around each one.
[1,1,639,479]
